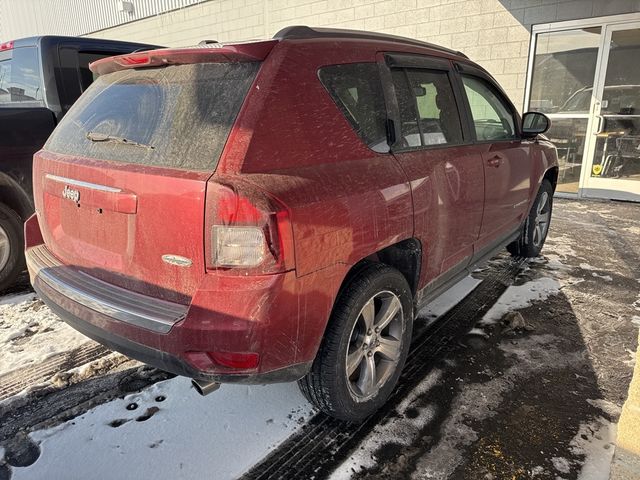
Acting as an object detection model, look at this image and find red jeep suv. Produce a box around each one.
[26,27,557,421]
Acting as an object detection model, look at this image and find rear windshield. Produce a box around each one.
[0,47,44,107]
[45,62,260,171]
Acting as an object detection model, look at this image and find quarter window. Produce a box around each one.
[462,75,517,141]
[318,63,389,153]
[391,67,463,148]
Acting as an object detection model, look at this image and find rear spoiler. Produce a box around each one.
[90,40,278,76]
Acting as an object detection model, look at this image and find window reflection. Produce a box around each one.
[529,28,601,113]
[545,118,588,193]
[591,28,640,181]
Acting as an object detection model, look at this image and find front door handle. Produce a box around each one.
[487,155,501,168]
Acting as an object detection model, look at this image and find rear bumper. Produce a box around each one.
[27,244,187,334]
[26,243,311,384]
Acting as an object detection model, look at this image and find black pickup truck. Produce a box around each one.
[0,36,157,290]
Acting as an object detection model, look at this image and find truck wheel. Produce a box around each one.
[298,263,413,421]
[0,204,25,292]
[507,179,553,258]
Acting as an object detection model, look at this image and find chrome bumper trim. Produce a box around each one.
[26,245,187,334]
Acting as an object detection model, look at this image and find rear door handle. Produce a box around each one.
[486,155,501,168]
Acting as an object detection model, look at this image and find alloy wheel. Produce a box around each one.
[345,291,404,401]
[0,224,10,272]
[533,191,551,247]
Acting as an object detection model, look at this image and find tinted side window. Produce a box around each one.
[319,63,389,153]
[462,75,516,141]
[391,68,463,148]
[0,47,44,106]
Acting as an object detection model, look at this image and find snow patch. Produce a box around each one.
[552,456,571,474]
[0,292,37,305]
[586,398,622,418]
[12,377,314,480]
[329,370,443,480]
[480,277,561,325]
[579,263,597,271]
[570,417,616,480]
[467,327,489,338]
[591,272,612,282]
[0,297,89,375]
[545,235,577,258]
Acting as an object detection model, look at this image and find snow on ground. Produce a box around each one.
[479,276,561,326]
[329,369,443,480]
[12,377,314,480]
[0,293,89,375]
[571,417,617,480]
[544,234,578,258]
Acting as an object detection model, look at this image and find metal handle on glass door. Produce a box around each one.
[595,115,605,135]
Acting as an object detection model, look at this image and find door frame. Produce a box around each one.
[524,12,640,200]
[581,21,640,202]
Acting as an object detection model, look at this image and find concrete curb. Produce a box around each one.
[610,330,640,480]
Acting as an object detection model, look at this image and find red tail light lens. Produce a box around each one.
[0,41,14,51]
[205,180,294,274]
[208,351,259,369]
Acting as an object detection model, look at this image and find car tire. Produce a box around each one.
[507,179,553,258]
[298,263,413,421]
[0,204,25,292]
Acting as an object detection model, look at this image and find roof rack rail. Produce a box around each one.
[273,26,468,59]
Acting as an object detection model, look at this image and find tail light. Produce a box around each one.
[205,180,294,274]
[0,41,14,51]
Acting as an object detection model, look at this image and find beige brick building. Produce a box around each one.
[2,0,640,199]
[77,0,639,110]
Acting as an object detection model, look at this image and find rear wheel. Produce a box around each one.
[507,179,553,258]
[298,263,413,421]
[0,204,25,292]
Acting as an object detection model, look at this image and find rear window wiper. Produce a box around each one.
[86,131,154,150]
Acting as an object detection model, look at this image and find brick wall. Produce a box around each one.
[87,0,640,109]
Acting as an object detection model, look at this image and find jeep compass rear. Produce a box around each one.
[27,27,557,421]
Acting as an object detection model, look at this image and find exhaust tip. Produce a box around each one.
[192,379,221,396]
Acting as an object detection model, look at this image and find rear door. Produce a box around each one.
[384,53,484,291]
[34,60,260,303]
[456,63,531,249]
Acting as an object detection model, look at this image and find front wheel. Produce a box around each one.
[298,263,413,421]
[507,179,553,258]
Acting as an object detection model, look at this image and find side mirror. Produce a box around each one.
[522,112,551,138]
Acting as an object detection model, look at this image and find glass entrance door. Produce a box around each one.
[583,23,640,201]
[528,15,640,201]
[528,27,603,194]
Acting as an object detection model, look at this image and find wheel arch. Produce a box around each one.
[335,238,422,306]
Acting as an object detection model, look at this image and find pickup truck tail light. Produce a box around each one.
[0,41,14,51]
[205,180,294,274]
